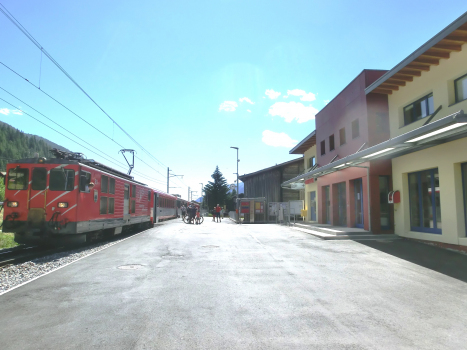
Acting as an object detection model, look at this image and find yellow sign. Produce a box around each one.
[301,209,307,217]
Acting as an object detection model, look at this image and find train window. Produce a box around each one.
[131,200,135,213]
[50,169,75,191]
[155,195,159,207]
[7,168,29,190]
[131,184,136,198]
[79,171,92,193]
[101,175,108,193]
[108,198,115,214]
[109,178,115,194]
[32,168,47,190]
[100,196,108,214]
[148,190,151,201]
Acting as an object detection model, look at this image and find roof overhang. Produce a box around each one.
[282,110,467,188]
[365,11,467,95]
[289,130,316,154]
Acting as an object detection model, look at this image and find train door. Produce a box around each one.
[123,184,130,221]
[154,193,159,223]
[29,167,47,226]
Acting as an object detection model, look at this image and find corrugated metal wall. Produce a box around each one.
[242,159,304,204]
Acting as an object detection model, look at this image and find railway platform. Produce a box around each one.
[1,218,467,349]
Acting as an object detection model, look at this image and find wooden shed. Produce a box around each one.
[239,158,304,204]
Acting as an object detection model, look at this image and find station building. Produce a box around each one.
[284,11,467,247]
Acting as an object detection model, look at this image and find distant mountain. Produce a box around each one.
[0,120,69,171]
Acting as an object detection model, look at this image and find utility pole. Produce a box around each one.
[230,147,239,221]
[199,183,203,208]
[167,167,183,194]
[190,191,197,202]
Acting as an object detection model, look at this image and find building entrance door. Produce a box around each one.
[337,182,347,226]
[324,186,330,224]
[354,179,364,228]
[309,191,316,221]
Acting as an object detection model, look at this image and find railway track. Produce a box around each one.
[0,245,67,268]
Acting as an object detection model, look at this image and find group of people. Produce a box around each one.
[181,204,201,224]
[212,204,223,223]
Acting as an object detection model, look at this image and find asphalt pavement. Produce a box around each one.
[1,217,467,349]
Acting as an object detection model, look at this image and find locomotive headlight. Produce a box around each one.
[7,201,18,207]
[57,202,68,208]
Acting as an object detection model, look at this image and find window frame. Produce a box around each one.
[31,168,47,191]
[7,168,29,190]
[308,156,316,169]
[101,175,108,193]
[131,184,136,198]
[408,168,442,234]
[100,196,108,215]
[329,134,335,151]
[403,93,434,126]
[320,140,325,156]
[108,197,115,214]
[131,200,136,213]
[455,73,467,104]
[79,171,92,193]
[49,168,75,191]
[109,178,115,194]
[352,119,360,139]
[339,127,346,146]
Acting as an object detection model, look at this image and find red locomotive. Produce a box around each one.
[2,150,182,245]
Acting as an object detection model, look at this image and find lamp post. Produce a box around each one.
[199,183,203,208]
[230,146,239,222]
[167,167,183,194]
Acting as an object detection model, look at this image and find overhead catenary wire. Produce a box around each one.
[0,61,168,181]
[0,4,168,170]
[0,96,166,186]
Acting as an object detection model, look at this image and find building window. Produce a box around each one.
[100,196,108,214]
[131,184,136,198]
[352,119,359,139]
[339,127,346,146]
[101,175,108,193]
[320,140,325,155]
[308,156,316,169]
[108,197,115,214]
[329,134,335,151]
[404,93,434,125]
[109,178,115,194]
[455,73,467,103]
[408,168,442,234]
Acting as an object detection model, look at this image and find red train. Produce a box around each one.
[2,151,197,245]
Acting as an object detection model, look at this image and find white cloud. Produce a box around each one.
[285,89,316,102]
[239,97,254,104]
[268,101,318,123]
[219,101,238,112]
[324,100,330,105]
[0,108,22,116]
[265,89,281,99]
[262,130,298,148]
[247,109,251,113]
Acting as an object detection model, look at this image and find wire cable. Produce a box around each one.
[0,3,168,170]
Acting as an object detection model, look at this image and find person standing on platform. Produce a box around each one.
[215,204,221,223]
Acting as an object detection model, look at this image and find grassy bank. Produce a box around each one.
[0,208,19,249]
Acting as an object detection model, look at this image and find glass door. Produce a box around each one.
[337,182,347,226]
[309,191,316,221]
[379,176,390,230]
[354,179,363,228]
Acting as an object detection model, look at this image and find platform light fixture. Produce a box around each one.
[334,163,346,169]
[405,123,465,143]
[362,148,395,158]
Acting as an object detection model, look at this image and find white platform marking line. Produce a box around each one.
[0,227,155,297]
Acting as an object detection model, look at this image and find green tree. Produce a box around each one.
[203,166,230,209]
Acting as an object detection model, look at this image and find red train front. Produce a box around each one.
[3,152,152,245]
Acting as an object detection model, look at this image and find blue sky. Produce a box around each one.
[1,1,466,199]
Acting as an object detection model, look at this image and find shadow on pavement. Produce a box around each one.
[355,238,467,283]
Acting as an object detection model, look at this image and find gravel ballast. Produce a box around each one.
[0,234,137,294]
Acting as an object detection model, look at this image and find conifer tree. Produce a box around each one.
[203,166,230,209]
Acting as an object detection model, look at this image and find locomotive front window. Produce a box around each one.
[32,168,47,190]
[7,168,29,190]
[79,171,92,193]
[50,169,75,191]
